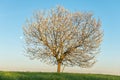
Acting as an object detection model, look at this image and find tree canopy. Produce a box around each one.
[23,6,103,72]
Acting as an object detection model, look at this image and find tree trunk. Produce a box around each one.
[57,62,61,73]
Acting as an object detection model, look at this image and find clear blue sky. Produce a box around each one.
[0,0,120,75]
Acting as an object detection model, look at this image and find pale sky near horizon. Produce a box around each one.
[0,0,120,75]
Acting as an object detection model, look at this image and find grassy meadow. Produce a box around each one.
[0,71,120,80]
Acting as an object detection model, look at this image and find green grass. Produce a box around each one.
[0,71,120,80]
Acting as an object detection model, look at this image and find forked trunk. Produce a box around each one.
[57,62,61,73]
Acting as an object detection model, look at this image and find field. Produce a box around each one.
[0,71,120,80]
